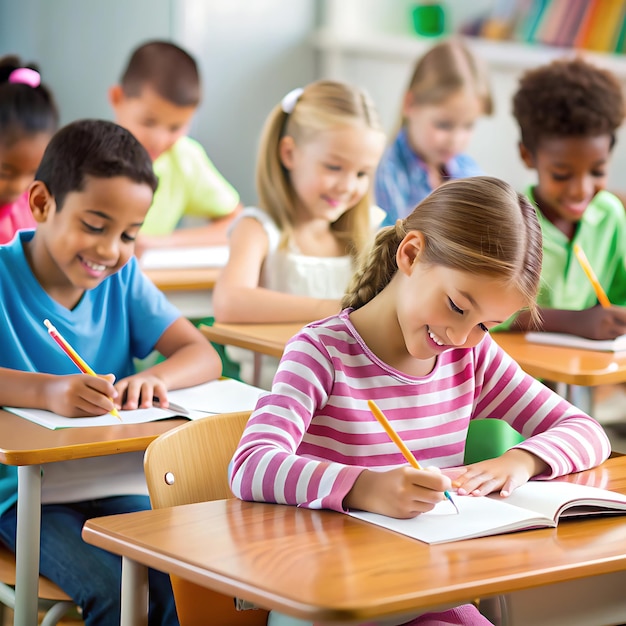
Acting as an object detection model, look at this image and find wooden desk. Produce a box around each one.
[200,322,302,359]
[143,267,220,292]
[493,332,626,387]
[0,410,186,626]
[83,457,626,626]
[143,267,220,319]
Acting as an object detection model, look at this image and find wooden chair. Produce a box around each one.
[0,467,76,625]
[143,411,268,626]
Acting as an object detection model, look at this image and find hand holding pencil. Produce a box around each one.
[343,401,458,518]
[44,319,122,420]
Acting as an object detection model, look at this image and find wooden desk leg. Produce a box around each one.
[14,465,42,626]
[121,557,149,626]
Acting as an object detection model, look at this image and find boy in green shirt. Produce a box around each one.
[501,57,626,340]
[109,40,242,255]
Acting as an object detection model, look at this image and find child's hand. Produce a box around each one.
[114,374,167,410]
[43,373,118,417]
[452,449,548,497]
[344,466,451,519]
[576,305,626,340]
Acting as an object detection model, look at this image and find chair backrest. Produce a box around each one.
[464,419,526,465]
[143,411,267,626]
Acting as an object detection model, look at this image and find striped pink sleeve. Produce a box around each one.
[229,329,364,512]
[473,336,611,476]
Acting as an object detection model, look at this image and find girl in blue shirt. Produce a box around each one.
[375,38,493,227]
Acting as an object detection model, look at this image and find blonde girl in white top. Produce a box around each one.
[213,80,386,324]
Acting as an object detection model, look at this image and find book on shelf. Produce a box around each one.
[349,480,626,545]
[140,245,229,271]
[525,331,626,352]
[582,0,626,52]
[550,0,588,48]
[3,378,264,430]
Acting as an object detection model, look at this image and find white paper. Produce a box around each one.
[140,246,229,270]
[526,331,626,352]
[349,481,626,544]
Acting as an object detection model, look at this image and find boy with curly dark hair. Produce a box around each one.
[503,57,626,340]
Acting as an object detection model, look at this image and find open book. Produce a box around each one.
[4,378,264,430]
[526,331,626,352]
[140,246,229,271]
[349,480,626,544]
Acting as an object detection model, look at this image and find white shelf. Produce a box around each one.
[311,28,626,78]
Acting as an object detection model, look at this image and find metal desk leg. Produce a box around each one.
[555,383,592,414]
[14,465,42,626]
[121,557,149,626]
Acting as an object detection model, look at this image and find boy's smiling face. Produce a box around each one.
[110,85,195,161]
[520,134,612,235]
[27,174,153,309]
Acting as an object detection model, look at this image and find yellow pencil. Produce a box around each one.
[367,400,459,514]
[44,319,122,421]
[573,244,611,309]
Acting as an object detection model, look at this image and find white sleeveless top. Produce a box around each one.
[240,207,354,298]
[230,206,385,389]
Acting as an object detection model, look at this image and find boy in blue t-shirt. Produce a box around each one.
[0,119,222,625]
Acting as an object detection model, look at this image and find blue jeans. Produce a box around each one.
[0,495,179,626]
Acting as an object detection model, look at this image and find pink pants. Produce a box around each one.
[326,603,493,626]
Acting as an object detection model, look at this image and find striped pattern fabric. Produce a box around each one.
[231,310,611,511]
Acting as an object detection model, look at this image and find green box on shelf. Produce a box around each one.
[412,3,446,37]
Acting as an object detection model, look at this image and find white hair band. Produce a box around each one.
[281,87,303,114]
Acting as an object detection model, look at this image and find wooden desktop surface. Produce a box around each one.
[83,456,626,623]
[143,267,220,292]
[200,322,303,359]
[0,410,187,466]
[201,322,626,387]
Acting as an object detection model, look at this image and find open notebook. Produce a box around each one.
[140,246,229,271]
[526,331,626,352]
[4,378,264,429]
[349,480,626,544]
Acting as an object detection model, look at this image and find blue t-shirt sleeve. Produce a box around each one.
[124,258,181,360]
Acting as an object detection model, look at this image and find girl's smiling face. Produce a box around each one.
[394,233,525,362]
[279,124,385,225]
[403,89,483,167]
[27,174,153,309]
[0,133,51,206]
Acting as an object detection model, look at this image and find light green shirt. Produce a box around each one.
[141,136,239,236]
[496,187,626,330]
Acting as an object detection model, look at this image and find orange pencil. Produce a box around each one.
[573,244,611,309]
[43,319,122,420]
[367,400,459,514]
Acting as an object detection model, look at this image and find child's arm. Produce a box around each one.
[511,305,626,339]
[135,204,243,254]
[452,335,611,497]
[0,368,118,417]
[213,217,341,323]
[113,317,222,410]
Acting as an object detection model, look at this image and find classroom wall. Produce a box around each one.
[0,0,317,206]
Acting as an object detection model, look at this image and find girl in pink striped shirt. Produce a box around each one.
[231,176,611,626]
